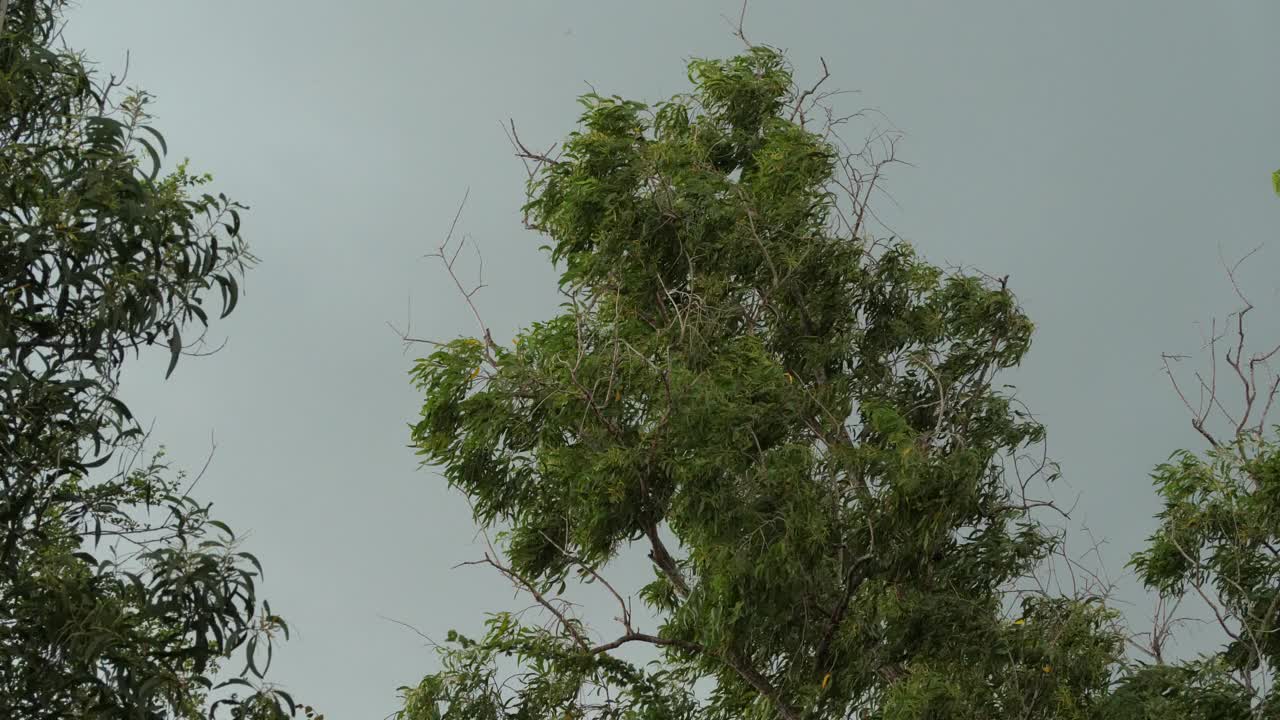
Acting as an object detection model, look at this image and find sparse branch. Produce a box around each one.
[422,188,500,366]
[1163,351,1222,447]
[469,531,795,719]
[724,0,752,48]
[1163,247,1280,450]
[458,553,591,653]
[1126,595,1196,664]
[537,531,634,632]
[1166,534,1265,696]
[789,57,830,126]
[377,614,441,650]
[586,623,799,720]
[503,119,562,182]
[386,293,449,352]
[588,631,702,656]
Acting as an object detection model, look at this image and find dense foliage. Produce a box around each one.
[405,48,1132,719]
[7,1,1268,716]
[1,2,296,717]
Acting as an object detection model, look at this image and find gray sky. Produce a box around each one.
[68,1,1280,717]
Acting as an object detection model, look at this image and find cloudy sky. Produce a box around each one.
[68,1,1280,716]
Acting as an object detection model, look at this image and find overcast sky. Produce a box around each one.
[67,1,1280,717]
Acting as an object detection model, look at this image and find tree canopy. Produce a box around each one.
[404,47,1137,720]
[1,2,298,717]
[5,2,1275,717]
[403,41,1280,720]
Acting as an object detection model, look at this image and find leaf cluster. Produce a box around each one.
[407,47,1125,719]
[1,3,298,717]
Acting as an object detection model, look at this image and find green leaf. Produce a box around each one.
[215,274,240,319]
[138,124,168,156]
[165,326,182,379]
[0,8,299,716]
[237,551,265,576]
[101,394,134,421]
[136,136,163,181]
[276,689,297,715]
[247,635,262,678]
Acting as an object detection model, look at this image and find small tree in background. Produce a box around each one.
[1091,113,1280,720]
[1104,252,1280,719]
[0,2,301,717]
[403,45,1127,719]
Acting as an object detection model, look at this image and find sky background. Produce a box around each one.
[66,1,1280,717]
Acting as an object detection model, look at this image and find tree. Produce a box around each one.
[1104,256,1280,719]
[1,2,299,717]
[402,46,1126,719]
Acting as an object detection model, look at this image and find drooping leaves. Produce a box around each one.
[0,2,298,717]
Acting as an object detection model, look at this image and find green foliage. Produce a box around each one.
[1128,435,1280,713]
[0,2,298,717]
[1099,658,1256,720]
[407,46,1125,719]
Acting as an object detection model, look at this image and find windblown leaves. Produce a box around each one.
[405,46,1127,720]
[1,2,296,717]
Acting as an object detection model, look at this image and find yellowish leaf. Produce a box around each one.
[821,673,831,689]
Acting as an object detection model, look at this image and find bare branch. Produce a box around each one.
[422,188,500,367]
[588,631,702,656]
[503,119,562,175]
[1162,247,1279,450]
[377,614,441,649]
[537,531,634,632]
[723,0,753,48]
[789,57,831,126]
[458,553,591,653]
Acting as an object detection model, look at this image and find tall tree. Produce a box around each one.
[1,2,298,717]
[403,47,1122,720]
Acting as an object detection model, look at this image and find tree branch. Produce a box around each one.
[459,553,590,653]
